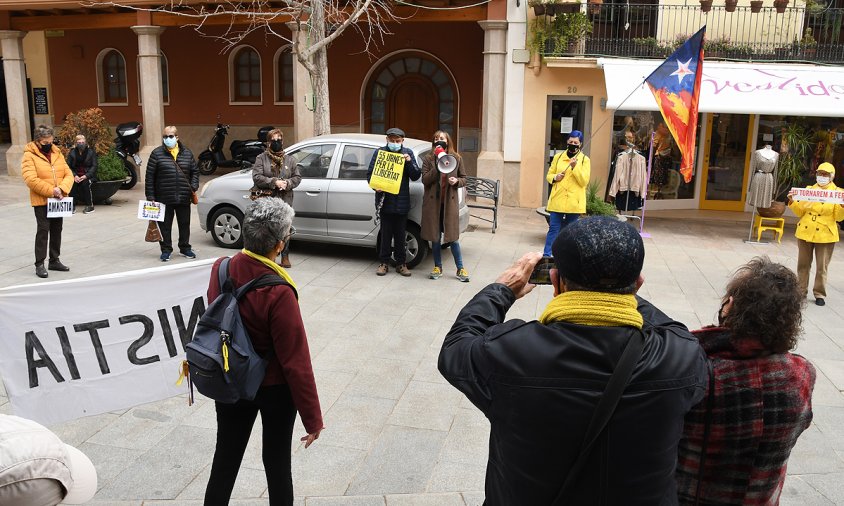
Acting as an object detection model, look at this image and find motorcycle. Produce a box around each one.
[114,121,143,190]
[198,124,273,175]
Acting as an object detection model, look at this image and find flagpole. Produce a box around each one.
[639,131,654,239]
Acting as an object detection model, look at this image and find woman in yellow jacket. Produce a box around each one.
[787,162,844,306]
[21,125,74,279]
[544,130,591,256]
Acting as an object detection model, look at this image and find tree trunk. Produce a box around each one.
[308,0,331,136]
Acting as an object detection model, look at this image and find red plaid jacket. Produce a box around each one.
[676,327,815,505]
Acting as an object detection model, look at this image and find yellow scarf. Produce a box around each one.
[241,249,297,291]
[539,291,642,329]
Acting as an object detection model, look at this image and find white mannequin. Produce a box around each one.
[747,144,780,208]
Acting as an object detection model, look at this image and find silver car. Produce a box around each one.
[197,133,469,268]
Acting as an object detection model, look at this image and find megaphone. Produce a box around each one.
[435,145,458,174]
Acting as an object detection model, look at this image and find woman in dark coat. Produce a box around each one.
[252,128,301,268]
[421,130,468,281]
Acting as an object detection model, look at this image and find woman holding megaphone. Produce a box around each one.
[421,130,469,282]
[543,130,591,256]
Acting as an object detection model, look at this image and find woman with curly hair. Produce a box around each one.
[676,257,816,505]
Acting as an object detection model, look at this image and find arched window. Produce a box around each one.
[136,51,170,105]
[230,46,262,103]
[97,49,128,105]
[274,46,294,103]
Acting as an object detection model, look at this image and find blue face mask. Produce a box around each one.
[387,142,402,152]
[163,136,178,149]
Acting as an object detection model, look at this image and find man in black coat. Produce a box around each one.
[366,127,421,277]
[66,134,98,214]
[145,125,199,262]
[439,217,708,505]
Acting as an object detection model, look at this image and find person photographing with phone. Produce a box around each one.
[544,130,591,256]
[439,216,707,504]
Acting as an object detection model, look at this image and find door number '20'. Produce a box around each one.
[567,86,577,93]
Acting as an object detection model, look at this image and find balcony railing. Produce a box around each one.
[535,3,844,64]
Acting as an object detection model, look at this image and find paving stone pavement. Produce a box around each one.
[0,173,843,504]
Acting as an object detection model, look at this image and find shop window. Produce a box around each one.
[229,46,262,104]
[136,51,170,105]
[274,46,294,103]
[97,49,127,105]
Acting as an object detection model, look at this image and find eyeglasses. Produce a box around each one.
[283,227,297,242]
[163,134,177,139]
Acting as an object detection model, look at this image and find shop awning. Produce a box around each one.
[598,58,844,116]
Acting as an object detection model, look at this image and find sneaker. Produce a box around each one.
[397,264,412,277]
[180,249,197,259]
[376,263,389,276]
[429,266,443,279]
[160,252,171,262]
[83,206,95,214]
[456,268,470,282]
[816,298,826,306]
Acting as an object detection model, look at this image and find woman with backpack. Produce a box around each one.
[203,198,323,506]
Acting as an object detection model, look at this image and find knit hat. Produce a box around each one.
[551,216,644,290]
[817,162,835,176]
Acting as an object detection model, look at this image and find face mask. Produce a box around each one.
[433,140,447,151]
[817,176,830,186]
[39,143,52,154]
[270,140,283,152]
[566,145,580,157]
[163,137,178,149]
[76,143,86,151]
[387,142,402,152]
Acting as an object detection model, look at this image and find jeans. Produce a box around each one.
[205,384,297,506]
[379,213,408,265]
[543,212,580,256]
[433,241,463,269]
[159,203,192,253]
[33,206,62,266]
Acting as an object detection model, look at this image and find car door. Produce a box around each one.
[326,144,379,240]
[289,143,336,238]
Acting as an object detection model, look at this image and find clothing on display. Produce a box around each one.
[746,145,779,208]
[609,149,648,211]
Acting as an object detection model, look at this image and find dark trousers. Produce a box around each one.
[205,384,297,506]
[379,212,408,265]
[159,203,192,253]
[33,206,62,266]
[69,178,93,206]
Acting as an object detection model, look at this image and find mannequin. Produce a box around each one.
[746,145,779,208]
[609,134,647,211]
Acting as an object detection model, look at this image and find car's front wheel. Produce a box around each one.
[210,207,244,249]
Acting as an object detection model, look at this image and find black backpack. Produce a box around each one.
[185,257,295,404]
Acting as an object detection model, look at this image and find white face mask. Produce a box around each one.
[817,176,830,186]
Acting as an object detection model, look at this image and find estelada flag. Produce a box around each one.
[646,26,705,183]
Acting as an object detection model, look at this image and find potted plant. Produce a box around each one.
[91,150,128,205]
[553,11,593,54]
[704,35,731,58]
[759,123,811,217]
[529,0,547,16]
[586,180,618,216]
[797,28,817,58]
[700,0,714,12]
[773,0,788,12]
[56,107,113,158]
[725,0,738,11]
[750,0,763,12]
[588,0,603,15]
[528,17,553,59]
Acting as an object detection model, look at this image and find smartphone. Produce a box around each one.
[529,256,556,285]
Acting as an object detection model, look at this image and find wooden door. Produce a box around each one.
[387,76,437,140]
[699,113,754,211]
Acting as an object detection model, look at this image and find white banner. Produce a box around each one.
[791,187,844,204]
[0,259,217,425]
[47,197,74,218]
[138,200,166,221]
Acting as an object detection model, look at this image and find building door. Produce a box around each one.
[387,76,437,141]
[543,98,588,205]
[699,113,754,211]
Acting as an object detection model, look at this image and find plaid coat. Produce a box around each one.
[676,327,815,505]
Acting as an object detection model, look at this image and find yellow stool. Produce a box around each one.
[756,216,785,243]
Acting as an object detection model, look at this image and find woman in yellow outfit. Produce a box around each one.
[544,130,591,256]
[787,162,844,306]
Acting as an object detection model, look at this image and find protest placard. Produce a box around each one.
[138,200,166,221]
[368,150,405,194]
[791,187,844,205]
[46,197,74,218]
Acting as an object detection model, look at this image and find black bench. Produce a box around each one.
[465,176,500,233]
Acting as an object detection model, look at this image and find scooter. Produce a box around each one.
[114,121,143,190]
[198,124,273,175]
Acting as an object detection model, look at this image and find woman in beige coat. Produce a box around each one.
[21,125,74,278]
[421,131,468,282]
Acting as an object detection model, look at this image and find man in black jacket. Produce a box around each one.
[66,134,97,214]
[439,217,708,505]
[145,125,199,262]
[366,127,421,277]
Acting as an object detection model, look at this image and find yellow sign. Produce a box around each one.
[368,150,405,194]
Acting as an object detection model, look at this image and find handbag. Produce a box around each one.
[552,329,647,505]
[145,221,162,242]
[249,187,277,201]
[176,163,198,205]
